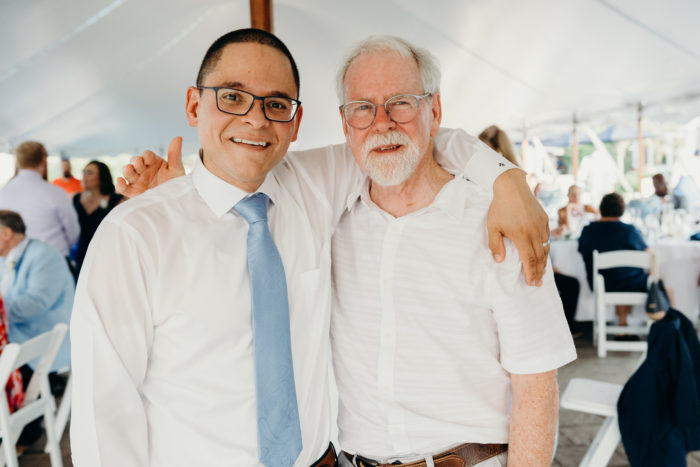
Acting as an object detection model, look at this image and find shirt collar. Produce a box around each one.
[192,150,280,218]
[16,169,43,181]
[5,237,30,269]
[345,170,468,221]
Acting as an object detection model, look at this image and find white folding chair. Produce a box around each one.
[0,323,67,467]
[560,353,647,466]
[561,378,623,467]
[593,250,651,357]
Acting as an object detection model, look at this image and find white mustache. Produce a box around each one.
[361,131,412,157]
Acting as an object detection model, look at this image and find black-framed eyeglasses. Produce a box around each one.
[198,86,301,122]
[339,93,433,129]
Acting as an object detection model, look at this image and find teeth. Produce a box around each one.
[232,137,269,147]
[377,145,399,151]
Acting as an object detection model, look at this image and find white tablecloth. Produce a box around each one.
[550,239,700,321]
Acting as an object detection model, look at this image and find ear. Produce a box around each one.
[429,92,442,138]
[185,86,200,127]
[290,105,303,142]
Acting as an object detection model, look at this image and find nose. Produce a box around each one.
[241,98,269,128]
[371,104,396,132]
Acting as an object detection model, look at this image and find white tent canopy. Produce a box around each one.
[2,0,700,157]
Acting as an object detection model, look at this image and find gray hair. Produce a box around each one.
[336,35,441,103]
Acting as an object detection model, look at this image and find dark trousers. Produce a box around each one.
[554,272,580,332]
[17,365,66,446]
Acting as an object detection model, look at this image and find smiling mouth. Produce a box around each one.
[231,137,271,148]
[373,144,402,153]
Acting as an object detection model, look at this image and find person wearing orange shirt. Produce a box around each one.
[51,157,82,195]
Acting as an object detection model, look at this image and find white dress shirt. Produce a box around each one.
[0,170,80,256]
[70,129,514,466]
[331,174,577,458]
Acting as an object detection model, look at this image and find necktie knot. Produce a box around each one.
[234,192,269,224]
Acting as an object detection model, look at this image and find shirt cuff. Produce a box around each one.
[464,145,521,192]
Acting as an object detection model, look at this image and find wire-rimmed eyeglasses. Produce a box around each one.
[198,86,301,122]
[339,93,433,130]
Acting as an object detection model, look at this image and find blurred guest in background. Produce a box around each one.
[0,210,72,446]
[553,184,598,237]
[73,161,124,273]
[552,268,581,337]
[578,193,648,327]
[479,125,519,166]
[0,142,80,263]
[51,157,82,195]
[649,173,683,211]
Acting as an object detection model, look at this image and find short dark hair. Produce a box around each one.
[0,210,26,234]
[599,192,625,218]
[196,28,300,97]
[87,160,115,196]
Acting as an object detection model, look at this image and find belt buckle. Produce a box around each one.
[355,455,381,467]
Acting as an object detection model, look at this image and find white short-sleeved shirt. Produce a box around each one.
[331,174,577,458]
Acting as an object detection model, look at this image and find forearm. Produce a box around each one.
[5,293,51,321]
[508,371,559,466]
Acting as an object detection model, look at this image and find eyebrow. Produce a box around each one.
[216,81,295,100]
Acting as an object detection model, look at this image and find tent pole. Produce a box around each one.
[572,112,579,178]
[637,102,644,192]
[521,123,528,168]
[250,0,273,32]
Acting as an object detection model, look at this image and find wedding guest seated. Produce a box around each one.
[0,210,73,447]
[72,161,124,273]
[578,193,648,327]
[553,184,598,237]
[646,173,683,214]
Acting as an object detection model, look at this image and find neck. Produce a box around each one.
[83,187,102,196]
[2,234,26,257]
[369,147,453,217]
[600,216,619,222]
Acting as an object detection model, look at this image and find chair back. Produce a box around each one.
[592,250,651,358]
[0,324,67,467]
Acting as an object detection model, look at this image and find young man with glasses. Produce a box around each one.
[72,29,553,467]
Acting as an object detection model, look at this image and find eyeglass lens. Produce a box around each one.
[344,94,424,129]
[216,88,297,122]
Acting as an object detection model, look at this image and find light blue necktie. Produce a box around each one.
[234,193,303,467]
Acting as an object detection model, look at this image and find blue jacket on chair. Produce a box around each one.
[618,308,700,466]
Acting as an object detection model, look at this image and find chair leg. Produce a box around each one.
[46,374,71,453]
[43,401,63,467]
[2,430,19,467]
[597,321,607,358]
[579,415,620,467]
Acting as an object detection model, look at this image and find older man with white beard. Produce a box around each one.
[331,36,576,467]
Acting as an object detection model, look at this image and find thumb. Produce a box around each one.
[167,137,185,174]
[488,229,506,263]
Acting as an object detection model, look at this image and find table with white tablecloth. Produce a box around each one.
[550,239,700,322]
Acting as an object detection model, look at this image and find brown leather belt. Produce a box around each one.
[310,442,338,467]
[342,443,507,467]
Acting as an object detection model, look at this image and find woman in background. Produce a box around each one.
[479,125,519,166]
[73,161,124,273]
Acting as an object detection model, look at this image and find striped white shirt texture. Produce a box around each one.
[331,174,577,458]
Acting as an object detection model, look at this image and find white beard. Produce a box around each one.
[360,131,421,186]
